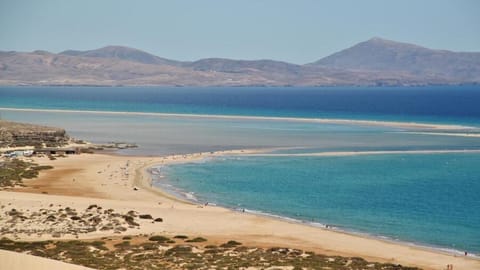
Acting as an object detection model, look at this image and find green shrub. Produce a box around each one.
[148,235,170,243]
[185,237,207,243]
[220,240,242,248]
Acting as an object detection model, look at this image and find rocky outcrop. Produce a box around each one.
[0,120,69,148]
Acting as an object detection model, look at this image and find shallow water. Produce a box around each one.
[2,109,480,156]
[161,153,480,254]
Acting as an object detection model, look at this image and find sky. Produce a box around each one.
[0,0,479,64]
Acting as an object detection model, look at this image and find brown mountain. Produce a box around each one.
[60,46,182,66]
[311,37,480,82]
[0,38,478,86]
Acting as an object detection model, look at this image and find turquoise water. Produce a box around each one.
[1,86,480,255]
[161,153,480,254]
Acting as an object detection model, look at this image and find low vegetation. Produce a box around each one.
[0,236,422,270]
[185,237,207,243]
[0,204,145,238]
[0,159,53,188]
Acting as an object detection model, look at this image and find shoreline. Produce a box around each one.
[241,149,480,157]
[0,106,475,130]
[153,175,480,261]
[1,150,479,269]
[147,150,480,259]
[227,206,478,260]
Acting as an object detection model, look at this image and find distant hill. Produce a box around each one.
[186,58,302,73]
[311,37,480,82]
[1,38,479,86]
[60,46,181,66]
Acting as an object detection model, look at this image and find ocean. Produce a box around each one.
[1,85,479,255]
[159,153,480,254]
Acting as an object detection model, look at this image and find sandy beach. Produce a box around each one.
[1,150,479,270]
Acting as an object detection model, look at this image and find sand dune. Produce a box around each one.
[0,249,94,270]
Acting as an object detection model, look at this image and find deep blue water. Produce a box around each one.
[1,86,480,125]
[161,153,480,254]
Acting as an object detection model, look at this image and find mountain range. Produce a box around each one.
[1,38,479,86]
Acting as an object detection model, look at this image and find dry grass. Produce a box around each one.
[0,236,422,270]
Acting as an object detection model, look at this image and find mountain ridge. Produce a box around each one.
[311,38,480,81]
[1,38,479,86]
[59,45,182,66]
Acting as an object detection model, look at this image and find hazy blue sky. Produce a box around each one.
[1,0,479,64]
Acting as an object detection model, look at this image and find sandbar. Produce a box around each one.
[0,107,474,130]
[244,149,480,157]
